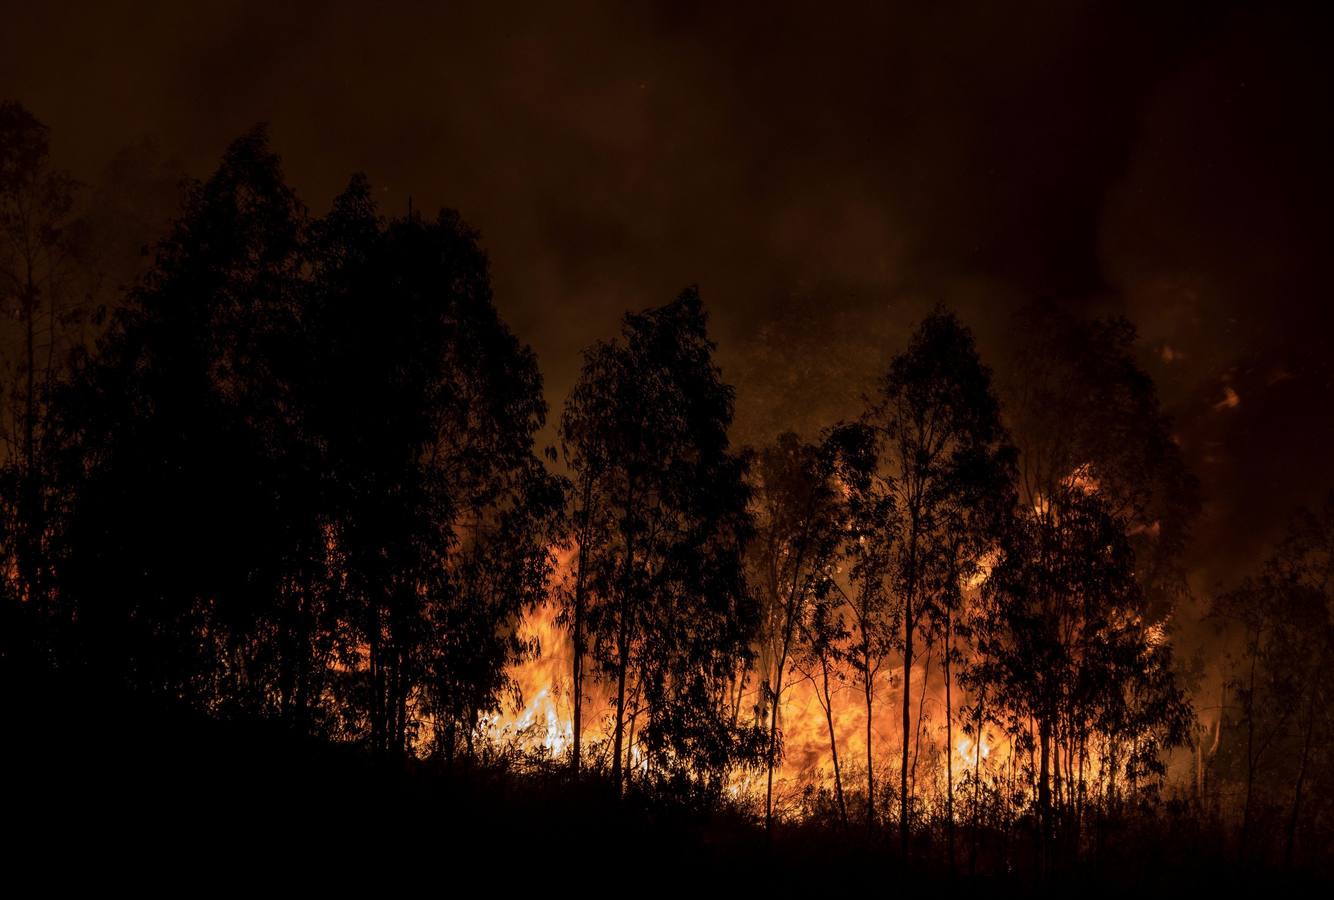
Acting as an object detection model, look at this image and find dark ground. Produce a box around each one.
[2,662,1326,895]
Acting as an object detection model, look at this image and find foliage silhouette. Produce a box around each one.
[0,109,1328,886]
[560,287,765,799]
[45,130,560,762]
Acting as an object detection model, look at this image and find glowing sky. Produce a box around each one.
[4,0,1330,594]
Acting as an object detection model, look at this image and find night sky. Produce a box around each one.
[4,0,1331,596]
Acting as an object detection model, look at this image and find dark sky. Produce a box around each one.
[4,0,1331,594]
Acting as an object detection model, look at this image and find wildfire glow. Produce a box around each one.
[955,732,992,766]
[477,536,1160,820]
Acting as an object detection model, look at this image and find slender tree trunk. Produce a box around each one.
[911,642,931,799]
[570,474,593,777]
[1207,684,1225,815]
[1195,725,1204,808]
[1240,624,1261,859]
[22,273,39,605]
[1104,736,1115,810]
[1285,685,1318,868]
[765,645,787,833]
[295,573,313,732]
[624,687,640,791]
[444,717,457,770]
[1052,721,1063,827]
[1004,738,1016,866]
[1038,715,1052,875]
[819,652,848,828]
[280,578,309,730]
[25,277,36,478]
[970,695,984,877]
[611,624,630,791]
[611,481,636,794]
[900,593,913,856]
[766,525,813,834]
[945,611,955,873]
[865,655,876,835]
[369,612,382,754]
[900,503,920,857]
[396,639,409,755]
[1076,731,1087,841]
[388,615,401,754]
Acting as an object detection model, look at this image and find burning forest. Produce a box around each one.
[2,1,1333,890]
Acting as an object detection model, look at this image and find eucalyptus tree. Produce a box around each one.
[1211,493,1334,864]
[852,309,1012,853]
[978,485,1191,862]
[561,287,764,796]
[50,133,557,759]
[0,101,81,618]
[748,431,845,830]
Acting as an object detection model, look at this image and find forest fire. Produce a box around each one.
[4,1,1334,883]
[491,579,1023,813]
[484,598,578,757]
[490,582,1139,828]
[954,732,991,767]
[480,437,1192,830]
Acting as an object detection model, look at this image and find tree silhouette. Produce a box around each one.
[51,128,308,704]
[978,485,1191,866]
[793,564,853,828]
[0,99,1311,888]
[849,309,1013,853]
[985,304,1198,863]
[1211,492,1334,865]
[748,431,845,830]
[0,101,81,626]
[49,131,557,760]
[825,418,898,835]
[560,287,764,797]
[301,174,557,757]
[1001,305,1198,615]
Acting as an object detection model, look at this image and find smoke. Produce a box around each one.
[5,0,1330,601]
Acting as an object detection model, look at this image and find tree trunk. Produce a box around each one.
[369,612,383,754]
[900,592,913,856]
[970,695,984,877]
[1038,715,1052,874]
[900,502,920,857]
[610,480,636,794]
[624,690,640,791]
[767,525,813,833]
[611,627,630,791]
[865,658,876,835]
[945,611,955,873]
[395,639,409,755]
[1240,624,1260,859]
[765,644,787,833]
[1285,685,1318,868]
[820,653,848,828]
[22,274,39,606]
[1052,720,1063,827]
[1107,737,1119,810]
[911,642,931,799]
[1195,725,1204,809]
[570,474,592,777]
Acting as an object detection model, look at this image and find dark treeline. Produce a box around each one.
[2,103,1331,885]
